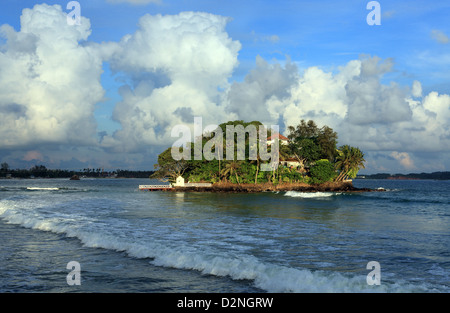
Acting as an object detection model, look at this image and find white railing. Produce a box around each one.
[139,183,213,190]
[139,185,173,189]
[184,183,212,187]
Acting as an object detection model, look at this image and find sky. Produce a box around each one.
[0,0,449,174]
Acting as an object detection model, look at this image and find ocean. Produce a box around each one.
[0,178,448,293]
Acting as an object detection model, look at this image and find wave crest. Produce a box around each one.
[284,191,342,198]
[0,200,436,293]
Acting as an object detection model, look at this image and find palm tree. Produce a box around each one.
[221,160,242,184]
[250,156,261,184]
[221,161,232,183]
[335,145,350,181]
[250,139,289,184]
[349,147,366,178]
[335,145,366,181]
[275,144,291,182]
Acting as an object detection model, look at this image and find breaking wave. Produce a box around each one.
[284,191,342,198]
[26,187,60,191]
[0,201,438,293]
[0,186,94,193]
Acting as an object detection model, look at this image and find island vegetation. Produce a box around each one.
[152,120,366,189]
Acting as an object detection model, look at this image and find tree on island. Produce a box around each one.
[221,160,243,184]
[334,145,366,181]
[1,162,9,172]
[152,147,191,182]
[286,119,338,168]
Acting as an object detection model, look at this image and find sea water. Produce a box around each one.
[0,178,448,292]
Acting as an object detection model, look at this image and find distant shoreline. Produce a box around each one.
[357,171,450,180]
[2,170,448,181]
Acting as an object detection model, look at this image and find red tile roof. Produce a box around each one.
[267,133,289,141]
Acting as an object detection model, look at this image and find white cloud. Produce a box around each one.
[422,91,450,124]
[224,55,298,124]
[390,152,415,170]
[1,7,449,173]
[344,57,412,127]
[279,61,359,131]
[431,30,449,44]
[101,12,241,152]
[0,4,104,149]
[412,80,423,98]
[243,55,450,159]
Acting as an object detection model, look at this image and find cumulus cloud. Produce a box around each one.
[1,6,449,173]
[0,4,104,149]
[252,55,450,161]
[224,55,298,125]
[101,12,241,152]
[275,60,360,132]
[390,152,415,170]
[345,56,412,125]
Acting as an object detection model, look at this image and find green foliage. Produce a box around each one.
[335,145,366,181]
[289,138,320,165]
[287,119,338,164]
[152,119,362,186]
[151,147,191,182]
[316,126,338,161]
[309,159,337,184]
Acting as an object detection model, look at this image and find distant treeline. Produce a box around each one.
[360,171,450,180]
[0,163,154,179]
[115,169,155,178]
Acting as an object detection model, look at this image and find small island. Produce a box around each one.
[149,120,379,193]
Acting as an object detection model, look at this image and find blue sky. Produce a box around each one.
[0,0,449,173]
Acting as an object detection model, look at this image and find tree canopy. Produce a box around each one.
[334,145,366,181]
[287,119,338,163]
[153,119,365,185]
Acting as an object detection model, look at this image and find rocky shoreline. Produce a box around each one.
[170,181,384,193]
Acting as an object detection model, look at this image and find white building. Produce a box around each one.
[173,176,212,187]
[174,176,185,187]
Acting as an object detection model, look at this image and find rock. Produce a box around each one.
[169,181,383,193]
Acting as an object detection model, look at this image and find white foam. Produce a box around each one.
[27,187,59,191]
[0,201,438,293]
[284,191,341,198]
